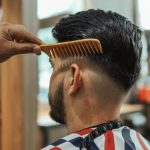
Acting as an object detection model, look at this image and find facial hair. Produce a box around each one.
[48,82,66,124]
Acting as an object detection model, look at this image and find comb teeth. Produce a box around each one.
[40,38,103,59]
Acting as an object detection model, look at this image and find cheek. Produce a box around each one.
[49,78,56,99]
[49,73,63,97]
[49,79,58,107]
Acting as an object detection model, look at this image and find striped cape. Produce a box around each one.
[42,126,150,150]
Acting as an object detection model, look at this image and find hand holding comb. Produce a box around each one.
[40,39,103,59]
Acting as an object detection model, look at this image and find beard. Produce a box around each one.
[48,81,66,124]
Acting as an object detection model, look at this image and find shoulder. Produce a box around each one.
[93,126,150,150]
[41,130,90,150]
[42,126,150,150]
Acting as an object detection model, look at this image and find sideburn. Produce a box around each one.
[49,82,66,124]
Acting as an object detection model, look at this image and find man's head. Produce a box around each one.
[48,9,142,128]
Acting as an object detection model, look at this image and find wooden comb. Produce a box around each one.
[40,38,102,59]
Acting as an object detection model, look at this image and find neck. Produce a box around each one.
[65,97,122,133]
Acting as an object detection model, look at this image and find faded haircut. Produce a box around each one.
[52,9,143,90]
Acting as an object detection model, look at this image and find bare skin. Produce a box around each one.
[50,60,126,133]
[0,22,44,63]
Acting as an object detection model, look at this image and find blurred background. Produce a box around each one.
[0,0,150,150]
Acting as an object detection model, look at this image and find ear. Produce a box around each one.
[68,63,82,95]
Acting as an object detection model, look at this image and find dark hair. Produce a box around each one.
[52,9,142,90]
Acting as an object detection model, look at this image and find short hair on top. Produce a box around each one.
[52,9,143,91]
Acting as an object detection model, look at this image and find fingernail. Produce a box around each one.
[33,45,41,55]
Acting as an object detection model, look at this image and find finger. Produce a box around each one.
[10,42,42,55]
[8,25,44,45]
[33,45,41,55]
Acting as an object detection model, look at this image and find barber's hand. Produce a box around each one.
[0,23,44,63]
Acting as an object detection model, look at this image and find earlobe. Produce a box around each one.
[68,64,82,95]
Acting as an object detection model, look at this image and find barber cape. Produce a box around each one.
[42,126,150,150]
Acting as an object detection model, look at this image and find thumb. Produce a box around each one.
[10,42,41,55]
